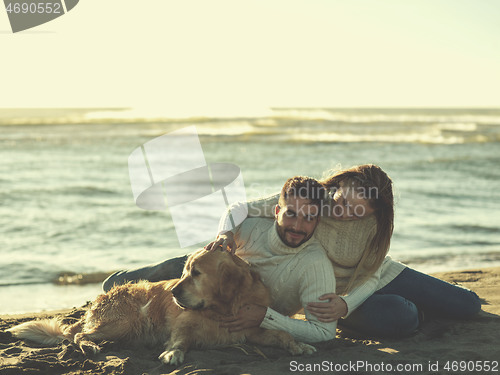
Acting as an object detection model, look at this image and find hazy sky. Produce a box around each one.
[1,0,499,114]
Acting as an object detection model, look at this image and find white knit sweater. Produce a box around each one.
[233,218,337,343]
[219,194,407,317]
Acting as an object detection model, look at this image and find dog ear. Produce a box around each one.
[218,260,244,303]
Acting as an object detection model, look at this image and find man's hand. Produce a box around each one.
[219,304,267,332]
[205,231,236,253]
[307,293,348,322]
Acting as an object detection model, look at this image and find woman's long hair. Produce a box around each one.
[321,164,394,292]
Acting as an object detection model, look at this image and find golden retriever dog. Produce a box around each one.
[7,248,316,365]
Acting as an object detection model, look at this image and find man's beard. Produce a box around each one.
[278,228,311,248]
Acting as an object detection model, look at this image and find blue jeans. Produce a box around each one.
[340,267,481,338]
[102,260,481,339]
[102,255,188,292]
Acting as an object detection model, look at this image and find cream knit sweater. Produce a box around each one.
[219,194,407,317]
[233,217,337,343]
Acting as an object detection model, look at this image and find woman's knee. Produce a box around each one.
[382,296,420,338]
[344,294,419,338]
[468,291,482,316]
[447,288,482,319]
[384,267,482,320]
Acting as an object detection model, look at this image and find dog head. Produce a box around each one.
[170,248,256,314]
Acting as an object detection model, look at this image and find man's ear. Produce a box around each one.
[274,204,280,219]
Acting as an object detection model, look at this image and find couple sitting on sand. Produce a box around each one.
[103,164,481,342]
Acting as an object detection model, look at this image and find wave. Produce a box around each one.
[2,185,118,197]
[0,107,271,126]
[0,267,112,287]
[53,271,112,285]
[2,108,500,144]
[450,225,500,234]
[0,108,127,126]
[2,107,500,126]
[197,120,500,144]
[270,108,500,125]
[57,186,117,196]
[288,131,496,144]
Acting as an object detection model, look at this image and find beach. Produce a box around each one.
[2,107,500,315]
[1,267,498,375]
[1,107,499,373]
[3,1,499,372]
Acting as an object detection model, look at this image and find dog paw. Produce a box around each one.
[297,342,316,355]
[158,349,185,365]
[286,341,316,356]
[79,341,101,356]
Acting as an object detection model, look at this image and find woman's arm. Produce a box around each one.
[307,262,383,321]
[340,265,382,317]
[309,216,383,320]
[218,194,279,234]
[247,193,280,217]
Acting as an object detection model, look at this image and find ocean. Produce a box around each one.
[1,107,500,314]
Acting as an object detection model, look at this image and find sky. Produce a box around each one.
[1,0,499,115]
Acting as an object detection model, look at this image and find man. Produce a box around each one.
[210,176,337,342]
[103,176,336,343]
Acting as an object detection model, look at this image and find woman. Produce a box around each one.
[210,164,481,338]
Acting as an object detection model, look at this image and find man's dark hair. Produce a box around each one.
[278,176,326,207]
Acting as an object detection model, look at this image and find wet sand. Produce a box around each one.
[1,267,499,375]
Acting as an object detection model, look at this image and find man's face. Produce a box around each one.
[274,195,320,248]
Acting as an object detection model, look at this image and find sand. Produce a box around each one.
[1,267,499,375]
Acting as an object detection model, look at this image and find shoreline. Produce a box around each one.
[0,262,500,318]
[2,266,499,318]
[1,267,499,375]
[3,260,500,316]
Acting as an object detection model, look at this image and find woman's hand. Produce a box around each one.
[307,293,348,322]
[205,231,236,253]
[219,304,267,332]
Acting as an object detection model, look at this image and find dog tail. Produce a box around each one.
[7,319,68,345]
